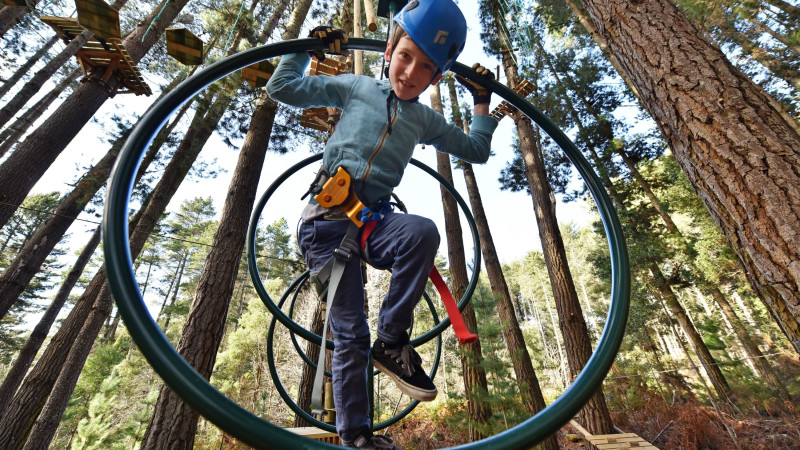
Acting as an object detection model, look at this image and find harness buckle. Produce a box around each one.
[314,167,368,227]
[301,165,330,201]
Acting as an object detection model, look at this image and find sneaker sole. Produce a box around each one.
[373,359,438,402]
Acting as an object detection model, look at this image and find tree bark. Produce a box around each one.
[21,281,114,450]
[0,0,194,229]
[499,49,615,435]
[293,298,325,427]
[0,27,96,129]
[709,286,789,398]
[641,331,695,403]
[140,0,312,441]
[0,5,29,37]
[577,0,800,354]
[0,87,230,449]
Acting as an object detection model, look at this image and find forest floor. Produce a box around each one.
[387,396,800,449]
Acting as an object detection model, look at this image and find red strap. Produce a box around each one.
[361,219,478,345]
[361,220,377,249]
[428,267,478,344]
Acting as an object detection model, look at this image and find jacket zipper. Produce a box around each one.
[361,98,399,182]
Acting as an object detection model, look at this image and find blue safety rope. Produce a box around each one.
[222,0,247,54]
[141,0,171,42]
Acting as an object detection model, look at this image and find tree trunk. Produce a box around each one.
[0,67,81,158]
[0,5,29,37]
[499,48,614,434]
[253,0,290,44]
[0,91,191,320]
[577,0,800,354]
[0,0,195,229]
[0,35,59,99]
[140,94,279,448]
[161,251,188,333]
[293,298,325,427]
[714,18,800,92]
[0,226,100,417]
[642,331,695,403]
[429,84,491,441]
[0,266,108,449]
[649,263,732,403]
[21,283,115,450]
[445,75,557,450]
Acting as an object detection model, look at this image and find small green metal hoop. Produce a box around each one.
[247,153,482,350]
[103,37,630,450]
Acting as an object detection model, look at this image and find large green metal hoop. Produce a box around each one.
[103,37,630,449]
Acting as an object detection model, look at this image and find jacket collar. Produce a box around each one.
[377,79,419,103]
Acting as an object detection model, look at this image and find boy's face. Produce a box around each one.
[384,35,443,101]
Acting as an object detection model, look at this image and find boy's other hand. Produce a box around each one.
[308,26,350,61]
[456,63,494,105]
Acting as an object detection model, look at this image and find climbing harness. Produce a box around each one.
[307,166,478,417]
[309,223,361,416]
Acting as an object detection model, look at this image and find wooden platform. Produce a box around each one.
[241,60,275,88]
[570,420,658,449]
[300,58,349,132]
[286,426,340,445]
[40,16,151,96]
[166,27,204,66]
[490,78,534,121]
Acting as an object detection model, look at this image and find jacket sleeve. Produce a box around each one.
[265,53,354,108]
[421,110,498,164]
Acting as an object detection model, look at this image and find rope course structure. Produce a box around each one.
[103,37,630,449]
[38,0,153,96]
[495,0,537,68]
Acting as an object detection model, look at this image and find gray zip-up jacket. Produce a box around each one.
[267,52,498,207]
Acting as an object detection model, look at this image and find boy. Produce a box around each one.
[266,0,496,448]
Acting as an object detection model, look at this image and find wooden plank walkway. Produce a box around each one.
[286,426,341,445]
[570,420,659,449]
[40,16,152,96]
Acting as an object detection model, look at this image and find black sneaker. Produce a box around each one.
[343,434,401,449]
[371,338,437,402]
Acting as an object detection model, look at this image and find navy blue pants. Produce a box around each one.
[297,211,439,442]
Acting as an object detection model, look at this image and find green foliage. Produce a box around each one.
[0,192,65,355]
[73,370,120,450]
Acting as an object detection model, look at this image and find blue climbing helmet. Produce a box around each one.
[393,0,467,74]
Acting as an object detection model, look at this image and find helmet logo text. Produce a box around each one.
[434,31,449,44]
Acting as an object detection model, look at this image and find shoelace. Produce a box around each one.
[385,344,422,377]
